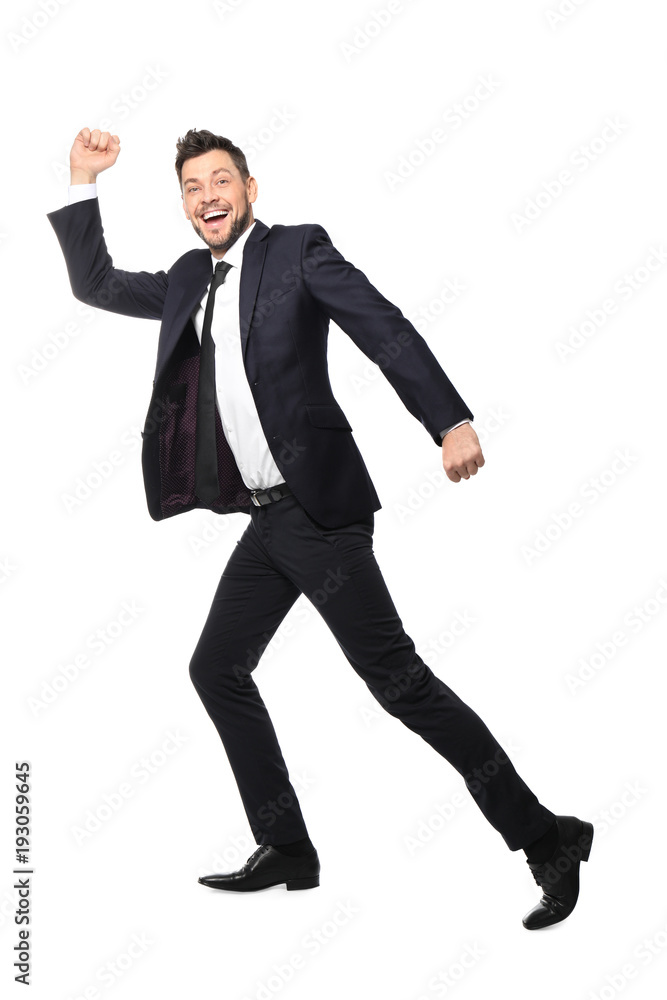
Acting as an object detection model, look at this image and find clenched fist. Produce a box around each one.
[70,128,121,184]
[442,422,485,482]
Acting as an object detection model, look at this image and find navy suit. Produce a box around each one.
[47,197,555,853]
[47,197,473,528]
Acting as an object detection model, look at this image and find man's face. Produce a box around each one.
[181,150,257,258]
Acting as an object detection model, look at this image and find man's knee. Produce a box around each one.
[188,648,251,689]
[188,648,207,689]
[370,657,432,711]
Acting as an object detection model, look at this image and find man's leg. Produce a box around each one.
[188,516,312,846]
[250,493,556,852]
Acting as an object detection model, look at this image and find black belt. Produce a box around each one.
[249,482,292,506]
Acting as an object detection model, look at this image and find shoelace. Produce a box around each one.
[530,866,545,886]
[245,845,271,867]
[528,864,563,907]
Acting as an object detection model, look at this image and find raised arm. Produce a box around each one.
[47,129,169,320]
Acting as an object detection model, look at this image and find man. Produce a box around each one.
[47,127,593,929]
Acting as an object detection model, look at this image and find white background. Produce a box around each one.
[2,0,666,997]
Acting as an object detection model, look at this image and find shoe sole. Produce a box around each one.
[198,874,320,892]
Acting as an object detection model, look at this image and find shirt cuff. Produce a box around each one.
[67,183,97,206]
[439,419,471,440]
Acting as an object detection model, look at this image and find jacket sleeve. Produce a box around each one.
[300,224,474,447]
[46,196,168,320]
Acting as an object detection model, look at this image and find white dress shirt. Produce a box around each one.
[66,184,471,489]
[191,220,285,490]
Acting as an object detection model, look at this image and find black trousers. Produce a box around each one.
[189,490,556,852]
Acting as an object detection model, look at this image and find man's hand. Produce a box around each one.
[70,128,120,185]
[442,423,485,482]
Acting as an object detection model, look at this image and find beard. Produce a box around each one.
[192,198,252,254]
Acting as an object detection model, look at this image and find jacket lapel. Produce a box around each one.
[155,218,271,383]
[239,225,269,362]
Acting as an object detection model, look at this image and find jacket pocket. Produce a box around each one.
[305,403,353,430]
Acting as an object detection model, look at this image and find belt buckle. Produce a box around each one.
[250,489,267,506]
[251,485,287,506]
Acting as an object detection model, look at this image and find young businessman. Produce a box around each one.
[47,127,593,929]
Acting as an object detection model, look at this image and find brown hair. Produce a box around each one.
[175,128,250,187]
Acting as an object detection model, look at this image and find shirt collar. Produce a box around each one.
[210,219,257,272]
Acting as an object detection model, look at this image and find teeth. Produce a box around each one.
[203,210,228,220]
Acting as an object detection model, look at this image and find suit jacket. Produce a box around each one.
[46,197,474,528]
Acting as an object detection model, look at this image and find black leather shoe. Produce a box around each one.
[198,845,320,892]
[522,815,593,929]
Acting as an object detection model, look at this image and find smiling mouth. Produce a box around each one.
[201,210,230,228]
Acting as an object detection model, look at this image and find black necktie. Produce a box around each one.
[195,259,233,502]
